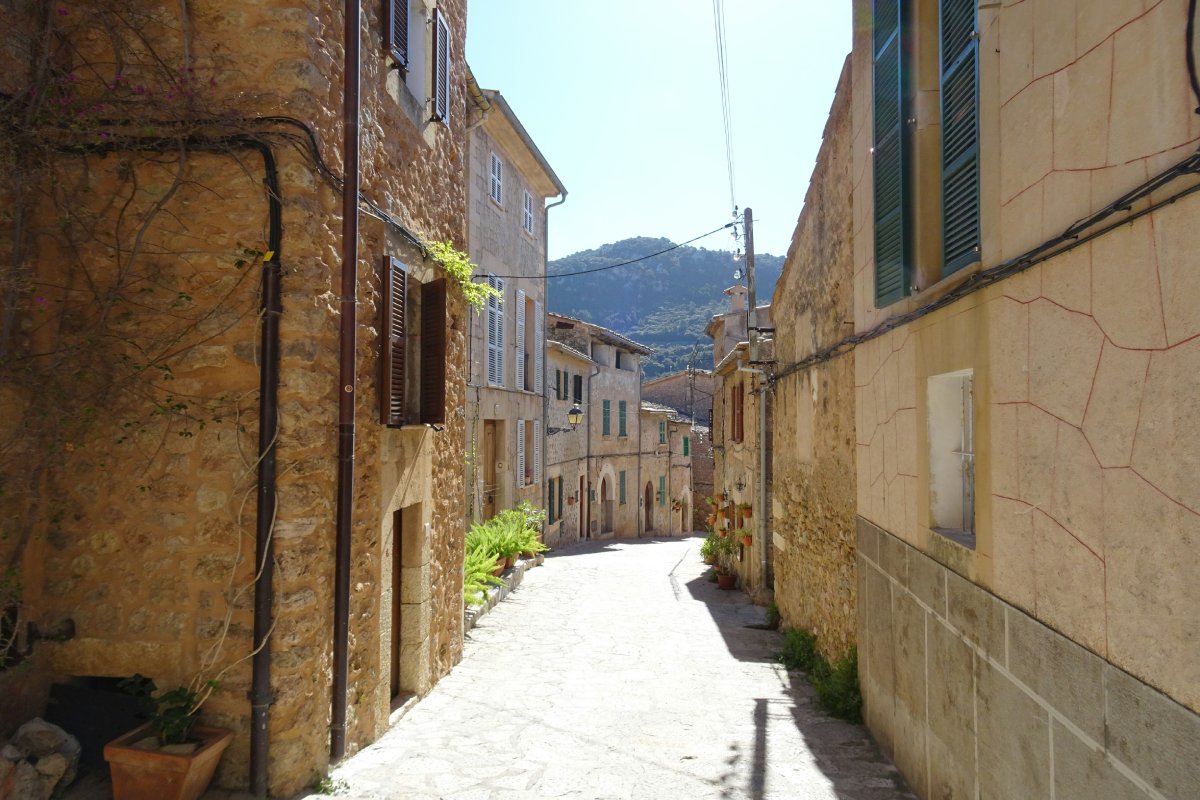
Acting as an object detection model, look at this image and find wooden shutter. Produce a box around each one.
[516,419,525,489]
[602,400,610,435]
[490,153,503,204]
[547,478,555,523]
[533,420,542,483]
[383,0,409,68]
[683,436,690,456]
[487,275,503,385]
[515,290,526,390]
[618,400,627,436]
[523,190,534,233]
[432,7,451,123]
[619,471,626,505]
[941,0,980,274]
[419,278,447,424]
[659,421,666,444]
[557,477,563,522]
[659,476,666,506]
[380,256,407,427]
[533,300,544,395]
[873,0,911,306]
[573,374,582,404]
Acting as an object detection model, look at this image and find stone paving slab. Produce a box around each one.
[305,536,915,800]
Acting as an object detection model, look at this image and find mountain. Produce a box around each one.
[547,237,784,379]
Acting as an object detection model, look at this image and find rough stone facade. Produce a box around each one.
[637,407,693,537]
[641,370,713,531]
[846,0,1200,796]
[769,57,856,659]
[0,1,471,795]
[543,342,591,546]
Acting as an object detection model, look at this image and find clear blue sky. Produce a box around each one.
[465,1,853,261]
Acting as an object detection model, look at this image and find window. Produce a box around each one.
[872,0,980,307]
[431,7,451,123]
[555,369,562,400]
[658,476,666,507]
[522,190,534,234]
[547,478,555,524]
[573,374,583,404]
[379,256,446,427]
[514,293,543,393]
[658,421,666,444]
[618,400,627,437]
[383,0,410,69]
[729,382,744,443]
[619,471,626,505]
[615,351,623,370]
[683,436,690,456]
[486,274,504,386]
[602,400,611,436]
[928,370,975,547]
[489,152,503,204]
[516,419,542,488]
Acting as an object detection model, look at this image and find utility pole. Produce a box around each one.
[743,208,772,602]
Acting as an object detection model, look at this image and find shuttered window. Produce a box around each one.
[380,257,408,427]
[557,477,564,522]
[522,190,534,234]
[547,478,556,524]
[489,153,503,204]
[618,400,627,437]
[516,419,526,489]
[384,0,410,68]
[683,436,690,456]
[619,471,626,505]
[572,374,583,404]
[419,279,447,424]
[602,400,611,436]
[515,289,526,390]
[431,7,451,123]
[873,0,910,307]
[658,421,666,444]
[533,300,544,395]
[940,0,980,274]
[659,476,666,507]
[533,420,542,484]
[486,274,503,386]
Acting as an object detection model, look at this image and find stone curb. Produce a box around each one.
[462,553,544,632]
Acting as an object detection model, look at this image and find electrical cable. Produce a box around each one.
[479,222,736,281]
[711,0,738,216]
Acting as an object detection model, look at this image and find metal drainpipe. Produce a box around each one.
[331,0,360,762]
[541,193,566,527]
[248,141,283,799]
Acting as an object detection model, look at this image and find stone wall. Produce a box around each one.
[858,517,1200,800]
[543,347,589,546]
[642,371,714,428]
[768,57,856,658]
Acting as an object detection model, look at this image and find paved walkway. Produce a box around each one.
[312,536,914,800]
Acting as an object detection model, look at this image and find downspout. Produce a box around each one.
[586,362,599,537]
[331,0,360,762]
[249,141,283,799]
[541,192,566,526]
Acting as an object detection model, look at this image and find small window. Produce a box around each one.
[619,470,627,505]
[602,400,611,436]
[522,190,534,234]
[379,256,446,427]
[573,374,583,404]
[928,370,975,548]
[683,436,690,456]
[486,274,504,386]
[658,476,666,507]
[489,153,503,204]
[618,400,627,437]
[658,421,666,444]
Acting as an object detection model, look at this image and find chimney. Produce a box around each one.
[724,284,748,314]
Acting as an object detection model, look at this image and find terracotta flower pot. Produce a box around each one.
[717,573,736,590]
[105,723,233,800]
[740,535,753,547]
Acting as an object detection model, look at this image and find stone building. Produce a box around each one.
[546,313,653,538]
[767,57,857,659]
[642,369,714,530]
[462,77,566,526]
[638,403,694,537]
[0,0,474,794]
[841,1,1200,796]
[543,339,592,546]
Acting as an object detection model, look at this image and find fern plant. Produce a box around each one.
[463,547,504,607]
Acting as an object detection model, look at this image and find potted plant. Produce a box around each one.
[700,534,718,565]
[739,502,752,519]
[711,535,737,589]
[736,527,753,547]
[104,675,232,800]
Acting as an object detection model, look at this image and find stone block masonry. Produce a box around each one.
[857,517,1200,800]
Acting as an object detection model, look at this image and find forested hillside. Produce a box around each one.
[547,237,783,378]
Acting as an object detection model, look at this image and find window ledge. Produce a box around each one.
[930,527,976,551]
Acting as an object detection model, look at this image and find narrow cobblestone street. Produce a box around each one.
[313,536,913,800]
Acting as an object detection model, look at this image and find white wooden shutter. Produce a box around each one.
[533,299,544,395]
[522,190,534,233]
[515,289,526,391]
[533,420,542,484]
[516,419,526,488]
[431,7,451,123]
[490,154,503,204]
[487,275,503,385]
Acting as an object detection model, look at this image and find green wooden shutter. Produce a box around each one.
[941,0,980,274]
[557,477,563,522]
[618,401,627,437]
[873,0,911,306]
[683,436,690,456]
[602,400,611,436]
[659,476,665,506]
[619,471,626,505]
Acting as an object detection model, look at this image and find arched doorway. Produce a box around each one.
[600,478,614,535]
[644,483,655,532]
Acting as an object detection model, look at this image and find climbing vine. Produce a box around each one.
[424,240,500,310]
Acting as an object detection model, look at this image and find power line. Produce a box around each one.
[712,0,737,217]
[477,222,735,281]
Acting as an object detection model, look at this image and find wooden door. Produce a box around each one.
[482,420,497,521]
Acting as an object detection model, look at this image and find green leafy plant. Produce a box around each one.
[463,546,504,607]
[118,674,218,745]
[424,241,500,310]
[765,602,781,630]
[699,533,718,561]
[778,629,862,723]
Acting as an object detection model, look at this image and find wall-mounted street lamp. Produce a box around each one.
[547,404,584,436]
